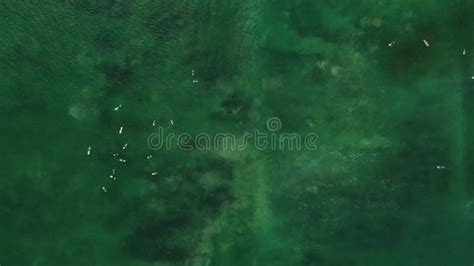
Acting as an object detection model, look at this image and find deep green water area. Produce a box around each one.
[1,1,474,265]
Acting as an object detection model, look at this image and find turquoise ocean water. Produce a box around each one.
[0,1,473,265]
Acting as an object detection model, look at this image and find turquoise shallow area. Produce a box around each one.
[1,1,473,265]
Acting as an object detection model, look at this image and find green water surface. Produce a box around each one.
[0,1,473,265]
